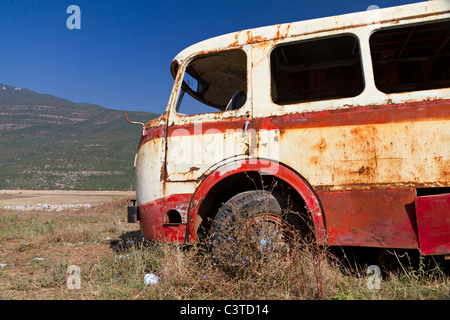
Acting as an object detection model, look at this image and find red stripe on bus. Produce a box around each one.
[142,99,450,140]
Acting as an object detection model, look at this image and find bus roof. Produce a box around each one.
[171,0,450,78]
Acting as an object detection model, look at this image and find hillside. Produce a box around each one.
[0,83,159,190]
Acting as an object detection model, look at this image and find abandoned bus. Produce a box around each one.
[127,1,450,257]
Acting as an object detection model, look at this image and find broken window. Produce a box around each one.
[270,34,364,105]
[176,49,247,115]
[370,19,450,94]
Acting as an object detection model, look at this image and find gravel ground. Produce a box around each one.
[0,190,134,210]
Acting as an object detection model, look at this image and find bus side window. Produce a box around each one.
[370,19,450,94]
[270,34,364,105]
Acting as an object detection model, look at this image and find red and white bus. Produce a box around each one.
[127,1,450,257]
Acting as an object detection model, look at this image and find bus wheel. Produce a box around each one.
[210,190,294,265]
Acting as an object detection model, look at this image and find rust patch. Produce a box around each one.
[318,138,327,150]
[160,160,167,182]
[350,125,378,138]
[435,157,450,183]
[311,137,328,154]
[229,31,241,48]
[246,30,265,44]
[356,166,374,176]
[310,156,319,164]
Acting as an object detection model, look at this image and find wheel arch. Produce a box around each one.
[188,159,326,243]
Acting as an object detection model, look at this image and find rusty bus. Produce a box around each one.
[126,1,450,257]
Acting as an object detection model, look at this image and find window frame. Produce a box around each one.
[171,47,250,118]
[369,18,450,95]
[269,32,366,106]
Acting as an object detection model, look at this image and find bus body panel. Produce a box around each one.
[416,193,450,255]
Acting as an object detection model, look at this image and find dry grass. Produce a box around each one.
[0,197,448,300]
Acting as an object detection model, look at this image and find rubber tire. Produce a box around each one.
[210,190,288,264]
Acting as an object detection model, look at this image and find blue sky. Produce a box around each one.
[0,0,422,114]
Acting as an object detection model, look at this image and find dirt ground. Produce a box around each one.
[0,191,448,300]
[0,190,134,207]
[0,193,141,299]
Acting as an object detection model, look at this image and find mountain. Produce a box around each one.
[0,83,159,190]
